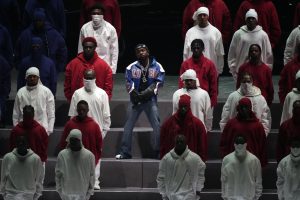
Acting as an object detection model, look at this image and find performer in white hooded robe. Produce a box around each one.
[284,25,300,65]
[277,138,300,200]
[221,135,262,200]
[12,67,55,135]
[219,72,271,136]
[228,8,273,80]
[78,3,118,74]
[183,7,224,74]
[68,69,111,138]
[0,135,44,200]
[55,129,95,200]
[157,134,206,200]
[173,69,212,131]
[281,70,300,124]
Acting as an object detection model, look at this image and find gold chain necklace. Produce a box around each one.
[141,60,149,83]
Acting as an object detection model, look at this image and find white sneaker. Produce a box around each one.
[115,154,131,159]
[115,154,123,159]
[94,184,100,190]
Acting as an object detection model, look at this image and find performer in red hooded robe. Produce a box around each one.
[160,94,207,161]
[236,44,274,106]
[60,100,102,163]
[279,43,300,104]
[277,100,300,162]
[220,97,267,166]
[59,100,102,189]
[10,105,48,162]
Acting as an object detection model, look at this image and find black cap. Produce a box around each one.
[135,44,149,51]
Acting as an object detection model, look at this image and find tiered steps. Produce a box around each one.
[0,128,280,199]
[0,75,282,200]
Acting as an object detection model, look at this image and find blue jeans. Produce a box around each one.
[119,100,160,158]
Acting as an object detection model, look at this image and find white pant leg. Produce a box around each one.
[4,193,16,200]
[42,162,46,184]
[61,194,86,200]
[102,130,107,139]
[5,193,34,200]
[95,159,101,186]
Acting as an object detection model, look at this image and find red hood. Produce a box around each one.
[71,116,95,123]
[174,109,194,125]
[76,51,99,64]
[19,120,41,129]
[236,112,259,122]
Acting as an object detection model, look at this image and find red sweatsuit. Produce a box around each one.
[277,117,300,162]
[236,62,274,106]
[64,52,113,102]
[278,57,300,104]
[10,120,48,162]
[160,110,207,161]
[60,116,103,163]
[179,55,218,107]
[220,117,267,167]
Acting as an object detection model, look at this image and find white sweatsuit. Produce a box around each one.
[280,88,300,124]
[219,86,271,136]
[157,148,206,200]
[0,149,44,200]
[228,25,273,79]
[183,23,224,74]
[221,151,262,200]
[55,132,95,200]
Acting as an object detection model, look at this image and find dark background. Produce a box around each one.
[63,0,299,75]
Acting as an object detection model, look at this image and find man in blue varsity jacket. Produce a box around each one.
[116,44,165,159]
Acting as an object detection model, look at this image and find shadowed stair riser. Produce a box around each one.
[0,129,279,159]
